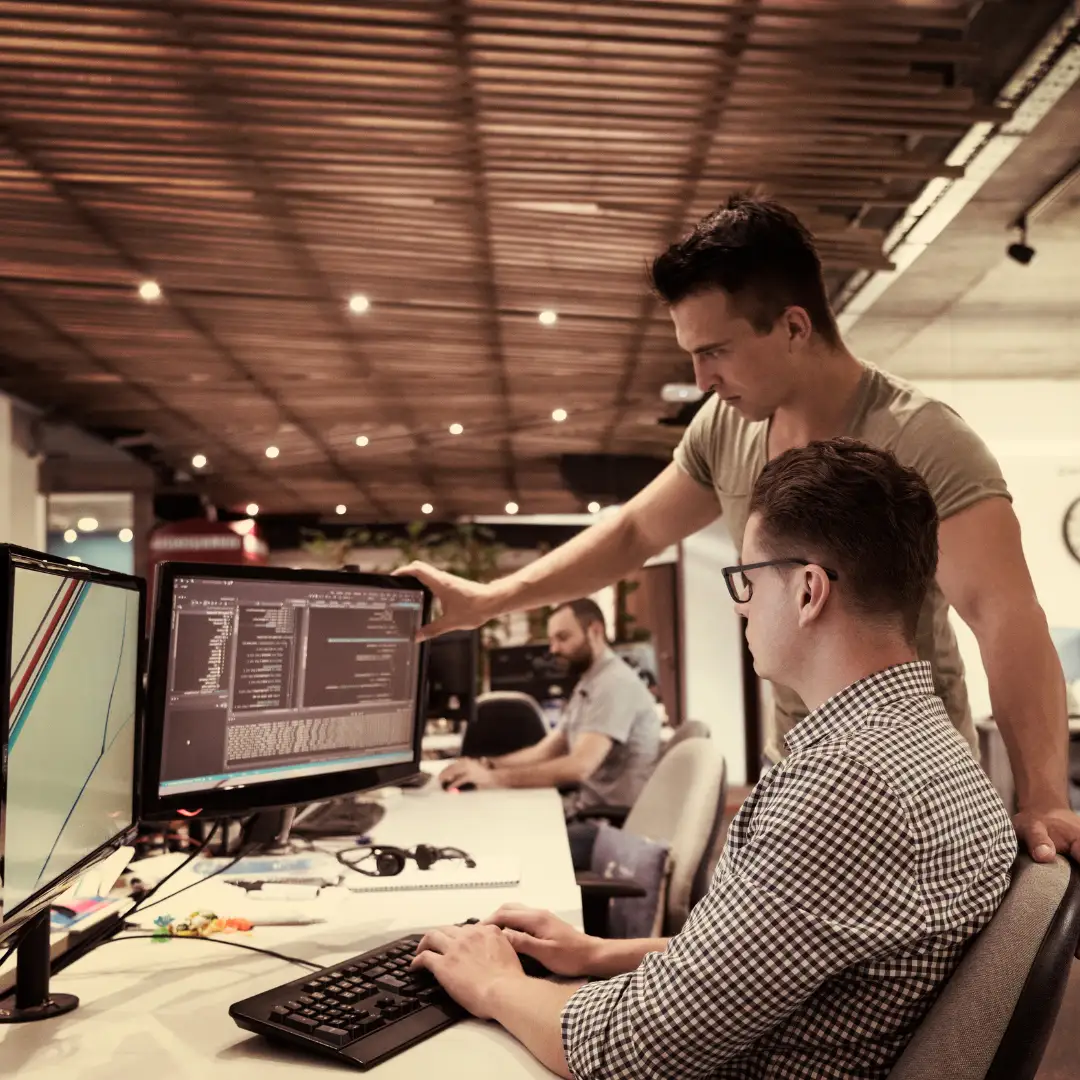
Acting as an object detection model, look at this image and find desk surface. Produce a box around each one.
[0,784,579,1079]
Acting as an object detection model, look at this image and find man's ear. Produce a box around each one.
[784,306,813,351]
[797,566,831,627]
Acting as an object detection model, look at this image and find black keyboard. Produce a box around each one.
[229,932,465,1070]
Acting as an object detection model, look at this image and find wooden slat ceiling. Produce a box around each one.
[0,0,1024,519]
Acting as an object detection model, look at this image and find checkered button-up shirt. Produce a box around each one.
[561,662,1016,1079]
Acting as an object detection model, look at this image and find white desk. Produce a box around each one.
[0,784,580,1079]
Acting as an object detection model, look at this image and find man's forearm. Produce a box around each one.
[979,605,1069,808]
[488,975,583,1079]
[589,936,670,977]
[494,757,585,789]
[487,511,652,617]
[491,742,558,769]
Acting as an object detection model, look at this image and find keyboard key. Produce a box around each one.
[350,1016,384,1036]
[310,992,327,1002]
[270,1005,291,1021]
[314,1025,352,1047]
[284,1000,302,1011]
[365,967,387,978]
[298,995,315,1006]
[343,965,359,974]
[338,991,358,1003]
[302,981,321,992]
[376,996,396,1008]
[376,975,409,992]
[285,1014,320,1033]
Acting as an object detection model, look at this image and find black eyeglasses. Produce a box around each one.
[721,558,839,604]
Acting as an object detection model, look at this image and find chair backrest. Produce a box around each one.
[889,855,1080,1080]
[624,737,726,935]
[688,754,728,912]
[660,719,711,758]
[461,691,548,759]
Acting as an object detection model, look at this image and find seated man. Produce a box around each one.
[414,439,1017,1079]
[438,599,661,821]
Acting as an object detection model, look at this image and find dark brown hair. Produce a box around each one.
[550,598,607,638]
[649,193,841,347]
[749,438,938,639]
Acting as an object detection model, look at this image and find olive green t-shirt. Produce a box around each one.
[673,361,1011,763]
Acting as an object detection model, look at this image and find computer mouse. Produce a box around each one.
[441,779,476,792]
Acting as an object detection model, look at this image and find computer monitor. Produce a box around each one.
[0,546,144,955]
[139,563,431,821]
[425,629,479,727]
[487,643,575,704]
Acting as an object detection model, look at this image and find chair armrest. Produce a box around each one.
[575,871,647,899]
[572,804,630,828]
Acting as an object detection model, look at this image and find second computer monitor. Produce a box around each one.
[140,563,431,820]
[425,629,479,726]
[0,546,143,944]
[487,643,575,704]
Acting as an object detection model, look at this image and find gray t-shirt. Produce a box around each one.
[674,360,1011,763]
[559,649,662,816]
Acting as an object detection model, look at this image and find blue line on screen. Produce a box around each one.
[10,582,90,750]
[326,638,411,644]
[158,749,410,791]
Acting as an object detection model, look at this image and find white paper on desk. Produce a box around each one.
[345,856,520,892]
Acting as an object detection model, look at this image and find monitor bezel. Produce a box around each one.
[0,544,145,943]
[139,560,432,822]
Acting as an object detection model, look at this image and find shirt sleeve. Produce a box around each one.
[893,402,1011,521]
[572,674,636,745]
[673,395,722,489]
[560,753,928,1079]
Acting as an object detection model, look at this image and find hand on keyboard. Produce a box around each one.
[411,921,530,1020]
[483,905,598,977]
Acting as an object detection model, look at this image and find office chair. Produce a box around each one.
[659,719,711,758]
[460,691,548,760]
[888,855,1080,1080]
[576,738,727,937]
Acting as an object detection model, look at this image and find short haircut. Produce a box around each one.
[748,438,938,639]
[649,193,841,347]
[550,598,607,637]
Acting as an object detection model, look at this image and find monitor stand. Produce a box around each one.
[0,909,79,1024]
[244,806,297,855]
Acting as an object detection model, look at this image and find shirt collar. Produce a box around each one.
[579,646,616,685]
[784,661,935,754]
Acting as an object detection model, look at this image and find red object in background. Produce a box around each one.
[146,518,268,607]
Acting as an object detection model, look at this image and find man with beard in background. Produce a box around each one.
[438,599,661,832]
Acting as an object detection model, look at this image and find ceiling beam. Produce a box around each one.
[443,0,519,503]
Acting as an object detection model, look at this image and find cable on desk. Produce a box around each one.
[97,932,322,970]
[125,819,222,919]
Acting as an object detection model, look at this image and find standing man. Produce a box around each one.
[399,194,1079,860]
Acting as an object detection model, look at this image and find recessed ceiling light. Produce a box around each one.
[118,528,133,543]
[552,408,568,422]
[448,423,464,435]
[335,504,347,515]
[538,309,558,326]
[77,516,99,532]
[191,453,207,469]
[138,280,162,302]
[348,294,370,314]
[355,435,369,447]
[246,503,259,516]
[505,501,519,515]
[421,503,433,515]
[63,528,77,543]
[265,445,280,459]
[588,501,601,514]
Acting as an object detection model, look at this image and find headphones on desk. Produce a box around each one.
[336,844,476,877]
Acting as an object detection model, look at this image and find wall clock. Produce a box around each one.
[1065,497,1080,565]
